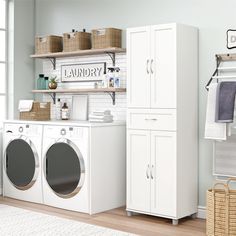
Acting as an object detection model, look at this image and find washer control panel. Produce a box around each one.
[4,123,42,137]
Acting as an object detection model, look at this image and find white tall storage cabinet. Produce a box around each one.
[126,23,198,225]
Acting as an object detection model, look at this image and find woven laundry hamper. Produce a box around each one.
[207,178,236,236]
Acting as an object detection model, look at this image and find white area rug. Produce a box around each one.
[0,204,134,236]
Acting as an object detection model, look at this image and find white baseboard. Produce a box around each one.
[197,206,206,219]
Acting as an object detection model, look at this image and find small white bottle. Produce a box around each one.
[61,102,69,120]
[56,98,62,120]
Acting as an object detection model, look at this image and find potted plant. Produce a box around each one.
[49,76,58,89]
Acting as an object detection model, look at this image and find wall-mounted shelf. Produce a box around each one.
[32,88,126,105]
[30,47,126,69]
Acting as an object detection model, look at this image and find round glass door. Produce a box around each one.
[45,140,85,198]
[5,138,38,190]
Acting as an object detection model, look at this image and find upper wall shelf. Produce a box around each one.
[30,47,126,69]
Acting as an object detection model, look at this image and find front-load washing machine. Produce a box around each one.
[3,122,43,203]
[42,125,89,213]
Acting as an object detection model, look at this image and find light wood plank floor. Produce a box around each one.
[0,197,206,236]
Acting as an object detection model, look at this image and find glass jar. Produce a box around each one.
[44,77,49,89]
[37,74,44,90]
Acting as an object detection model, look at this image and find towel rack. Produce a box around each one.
[205,53,236,90]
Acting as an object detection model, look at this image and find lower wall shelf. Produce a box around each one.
[32,88,126,105]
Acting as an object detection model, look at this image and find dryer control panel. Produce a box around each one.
[44,125,88,140]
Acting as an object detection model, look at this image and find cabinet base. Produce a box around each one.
[172,219,179,225]
[126,211,139,217]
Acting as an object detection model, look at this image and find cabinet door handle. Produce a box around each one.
[150,59,154,74]
[146,59,150,74]
[146,164,150,179]
[151,165,154,179]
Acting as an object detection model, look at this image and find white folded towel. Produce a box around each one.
[89,115,113,120]
[204,83,226,140]
[18,100,34,112]
[92,110,111,116]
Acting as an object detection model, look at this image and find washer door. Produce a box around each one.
[5,137,39,190]
[45,139,85,199]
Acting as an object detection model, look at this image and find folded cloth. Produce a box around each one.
[89,119,113,123]
[89,115,113,120]
[216,82,236,123]
[18,100,34,112]
[205,83,226,140]
[92,110,111,116]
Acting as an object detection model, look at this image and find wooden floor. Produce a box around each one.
[0,197,206,236]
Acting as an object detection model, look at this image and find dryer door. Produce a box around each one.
[44,139,85,199]
[5,137,39,190]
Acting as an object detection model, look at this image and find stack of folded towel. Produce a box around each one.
[89,110,113,123]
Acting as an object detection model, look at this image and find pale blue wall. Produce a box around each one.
[8,0,35,119]
[34,0,236,206]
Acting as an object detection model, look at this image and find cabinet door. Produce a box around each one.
[127,27,151,108]
[150,24,176,108]
[150,131,176,217]
[127,130,151,212]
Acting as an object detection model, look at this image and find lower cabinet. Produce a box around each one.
[127,129,177,218]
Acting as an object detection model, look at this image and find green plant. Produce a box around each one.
[49,76,58,83]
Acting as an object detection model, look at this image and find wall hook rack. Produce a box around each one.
[206,53,236,90]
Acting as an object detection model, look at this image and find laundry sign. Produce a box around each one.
[61,62,106,82]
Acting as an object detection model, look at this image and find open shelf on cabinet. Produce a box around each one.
[30,47,126,69]
[32,88,126,105]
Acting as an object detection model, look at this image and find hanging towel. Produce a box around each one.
[215,82,236,123]
[204,83,226,140]
[18,100,34,112]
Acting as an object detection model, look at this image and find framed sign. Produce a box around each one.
[61,62,106,82]
[227,29,236,49]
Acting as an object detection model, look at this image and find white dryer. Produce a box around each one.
[42,123,126,214]
[42,125,89,213]
[3,122,43,204]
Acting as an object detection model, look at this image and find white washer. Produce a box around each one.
[3,123,43,204]
[42,125,89,213]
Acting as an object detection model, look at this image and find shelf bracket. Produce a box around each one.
[48,92,56,104]
[106,91,116,105]
[105,52,116,67]
[47,57,56,70]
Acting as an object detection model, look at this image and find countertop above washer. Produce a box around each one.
[3,120,126,127]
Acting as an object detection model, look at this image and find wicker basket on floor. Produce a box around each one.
[63,31,91,52]
[20,102,50,121]
[91,28,121,49]
[207,178,236,236]
[35,35,63,54]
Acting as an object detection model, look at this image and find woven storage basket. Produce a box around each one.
[35,35,62,54]
[207,178,236,236]
[20,102,50,121]
[63,31,91,52]
[91,28,121,49]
